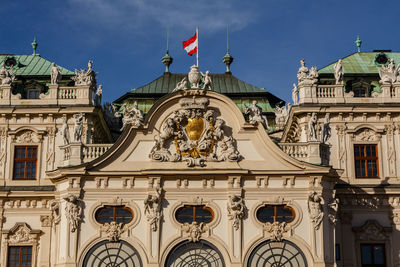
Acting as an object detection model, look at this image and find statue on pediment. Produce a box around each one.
[0,62,15,85]
[115,101,144,130]
[244,100,269,129]
[379,58,400,84]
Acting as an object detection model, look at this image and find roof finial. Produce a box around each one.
[355,35,362,52]
[222,25,234,73]
[162,26,173,73]
[31,36,38,55]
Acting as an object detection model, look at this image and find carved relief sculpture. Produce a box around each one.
[182,221,207,242]
[73,113,83,142]
[144,188,163,231]
[149,96,241,167]
[103,221,123,242]
[264,221,290,242]
[322,113,331,143]
[64,194,82,232]
[333,59,344,84]
[0,62,15,85]
[115,101,144,130]
[227,195,246,230]
[244,100,269,129]
[50,62,62,85]
[308,191,324,230]
[49,200,61,225]
[9,224,35,244]
[308,112,318,141]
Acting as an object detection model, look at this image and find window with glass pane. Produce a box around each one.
[257,205,295,223]
[27,89,40,99]
[361,244,386,267]
[8,246,32,267]
[175,205,214,224]
[354,144,379,178]
[95,206,133,224]
[13,146,38,180]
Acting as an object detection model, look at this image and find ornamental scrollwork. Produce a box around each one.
[103,221,123,242]
[182,221,208,242]
[264,221,290,242]
[149,96,241,167]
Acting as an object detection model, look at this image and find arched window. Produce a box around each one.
[256,205,295,223]
[95,205,133,224]
[83,240,142,267]
[248,240,307,267]
[166,241,225,267]
[175,205,214,224]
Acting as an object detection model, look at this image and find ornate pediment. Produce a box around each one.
[353,220,392,241]
[354,128,378,142]
[149,95,241,167]
[3,223,41,244]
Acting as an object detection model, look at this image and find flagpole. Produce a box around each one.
[196,27,199,67]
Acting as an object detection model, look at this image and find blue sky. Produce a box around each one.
[0,0,398,103]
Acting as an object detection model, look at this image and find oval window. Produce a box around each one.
[256,205,295,223]
[175,205,214,224]
[95,205,133,224]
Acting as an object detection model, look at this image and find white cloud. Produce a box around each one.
[67,0,257,33]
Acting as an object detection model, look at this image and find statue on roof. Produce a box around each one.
[379,58,400,84]
[297,59,318,85]
[73,113,84,142]
[201,71,212,90]
[308,112,318,141]
[50,62,62,85]
[0,62,15,86]
[291,83,299,105]
[115,101,144,130]
[333,59,344,85]
[275,105,289,130]
[244,100,269,129]
[72,60,97,87]
[173,77,188,92]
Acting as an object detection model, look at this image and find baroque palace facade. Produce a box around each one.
[0,43,399,267]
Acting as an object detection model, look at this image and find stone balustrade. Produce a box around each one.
[0,84,96,106]
[298,83,400,104]
[60,143,113,166]
[279,141,330,165]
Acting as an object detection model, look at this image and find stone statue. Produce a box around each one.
[274,105,289,130]
[104,221,123,242]
[61,117,70,145]
[328,198,339,225]
[173,77,188,92]
[72,60,97,87]
[308,191,324,230]
[297,59,318,85]
[182,221,207,242]
[144,188,163,231]
[63,194,82,232]
[292,83,298,105]
[333,59,344,84]
[308,112,318,141]
[227,195,246,230]
[201,71,212,90]
[116,101,144,130]
[244,100,269,129]
[379,58,400,84]
[95,85,103,106]
[50,62,62,85]
[297,59,309,84]
[73,113,83,142]
[0,62,15,85]
[322,113,331,143]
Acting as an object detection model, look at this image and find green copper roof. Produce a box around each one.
[130,73,269,94]
[319,52,400,74]
[0,54,74,76]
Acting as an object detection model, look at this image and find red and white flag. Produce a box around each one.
[182,32,198,56]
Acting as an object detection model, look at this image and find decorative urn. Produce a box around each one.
[188,65,201,88]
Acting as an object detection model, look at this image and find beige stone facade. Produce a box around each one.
[0,50,399,267]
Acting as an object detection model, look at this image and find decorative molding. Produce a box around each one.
[103,222,123,242]
[64,194,82,232]
[353,220,392,241]
[2,223,41,244]
[328,198,339,225]
[40,215,52,227]
[264,221,290,241]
